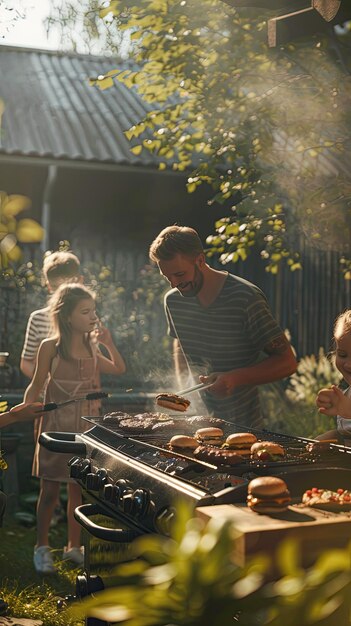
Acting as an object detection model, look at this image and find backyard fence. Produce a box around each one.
[1,239,350,391]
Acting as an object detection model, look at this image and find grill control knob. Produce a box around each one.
[95,468,108,491]
[131,489,151,517]
[115,478,128,488]
[121,490,134,514]
[155,506,176,535]
[103,483,113,500]
[96,468,108,483]
[80,459,91,481]
[69,457,91,480]
[103,483,119,504]
[85,472,100,491]
[86,468,108,491]
[114,479,128,502]
[69,457,83,479]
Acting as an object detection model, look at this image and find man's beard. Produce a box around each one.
[178,265,204,297]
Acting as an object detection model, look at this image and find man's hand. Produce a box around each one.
[199,372,237,397]
[316,385,351,418]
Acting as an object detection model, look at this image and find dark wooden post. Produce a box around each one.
[218,1,351,47]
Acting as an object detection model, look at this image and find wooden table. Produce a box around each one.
[196,503,351,578]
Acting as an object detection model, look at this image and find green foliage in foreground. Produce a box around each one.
[71,505,351,626]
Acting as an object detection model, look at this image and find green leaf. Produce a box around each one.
[96,76,114,90]
[2,194,31,216]
[16,219,44,243]
[130,145,143,155]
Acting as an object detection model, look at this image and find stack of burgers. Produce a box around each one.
[247,477,291,514]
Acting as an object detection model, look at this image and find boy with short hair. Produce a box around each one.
[20,251,82,378]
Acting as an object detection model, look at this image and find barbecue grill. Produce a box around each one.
[77,414,351,475]
[40,414,351,626]
[40,415,351,531]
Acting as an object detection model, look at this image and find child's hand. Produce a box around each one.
[316,385,350,417]
[94,323,113,347]
[9,402,43,421]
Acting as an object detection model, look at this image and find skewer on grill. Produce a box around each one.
[42,391,109,412]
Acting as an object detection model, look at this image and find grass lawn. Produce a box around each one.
[0,514,83,626]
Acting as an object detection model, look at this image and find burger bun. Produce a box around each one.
[226,432,257,447]
[250,440,285,460]
[195,427,224,444]
[247,476,291,514]
[168,435,198,450]
[223,432,257,456]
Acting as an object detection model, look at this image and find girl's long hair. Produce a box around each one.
[49,283,96,361]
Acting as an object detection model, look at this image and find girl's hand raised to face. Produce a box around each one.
[94,322,113,347]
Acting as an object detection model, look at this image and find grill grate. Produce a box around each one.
[83,415,351,474]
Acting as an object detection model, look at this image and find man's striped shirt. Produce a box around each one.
[164,273,284,425]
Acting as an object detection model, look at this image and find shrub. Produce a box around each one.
[286,348,342,406]
[260,348,342,438]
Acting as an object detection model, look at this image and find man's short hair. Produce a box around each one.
[42,251,80,285]
[149,226,204,262]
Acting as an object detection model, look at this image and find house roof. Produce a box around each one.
[0,45,163,170]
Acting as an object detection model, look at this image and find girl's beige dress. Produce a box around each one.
[32,345,101,483]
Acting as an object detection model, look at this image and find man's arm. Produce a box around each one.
[199,333,297,397]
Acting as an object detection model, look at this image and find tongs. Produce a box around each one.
[177,382,213,396]
[42,391,109,412]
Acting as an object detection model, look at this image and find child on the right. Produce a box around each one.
[316,310,351,443]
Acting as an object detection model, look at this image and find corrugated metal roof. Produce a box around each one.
[0,45,348,180]
[0,45,163,168]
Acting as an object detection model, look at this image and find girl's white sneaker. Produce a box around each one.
[62,546,84,566]
[33,545,56,575]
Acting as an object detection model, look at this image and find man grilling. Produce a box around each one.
[149,225,297,426]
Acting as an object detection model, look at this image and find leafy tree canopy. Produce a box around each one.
[0,191,44,270]
[49,1,351,275]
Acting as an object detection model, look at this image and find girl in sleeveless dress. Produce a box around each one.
[24,284,126,574]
